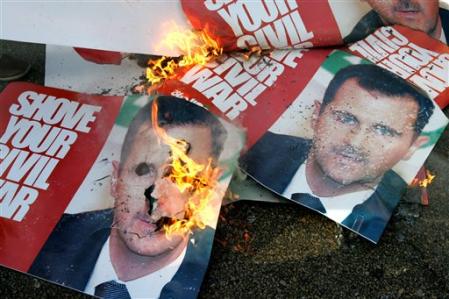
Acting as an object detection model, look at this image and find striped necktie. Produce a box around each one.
[94,280,132,299]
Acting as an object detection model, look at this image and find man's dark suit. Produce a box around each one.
[240,131,407,243]
[344,8,449,44]
[28,209,214,299]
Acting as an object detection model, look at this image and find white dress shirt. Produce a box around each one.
[84,237,186,299]
[282,161,374,223]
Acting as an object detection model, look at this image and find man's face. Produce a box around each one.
[112,123,214,257]
[366,0,440,36]
[312,78,419,185]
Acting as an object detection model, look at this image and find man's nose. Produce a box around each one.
[346,126,370,149]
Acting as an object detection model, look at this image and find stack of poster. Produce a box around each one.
[1,1,449,298]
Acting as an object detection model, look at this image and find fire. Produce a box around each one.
[411,170,436,188]
[146,24,222,85]
[151,99,222,237]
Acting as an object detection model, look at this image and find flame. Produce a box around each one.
[411,170,436,188]
[151,99,221,237]
[146,24,222,85]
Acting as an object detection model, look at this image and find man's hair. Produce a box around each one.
[120,96,227,165]
[321,64,434,135]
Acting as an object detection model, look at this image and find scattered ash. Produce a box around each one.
[129,54,162,68]
[98,157,109,164]
[100,88,112,95]
[129,73,152,95]
[94,175,110,183]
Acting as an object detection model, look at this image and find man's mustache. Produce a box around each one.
[394,0,421,12]
[333,145,368,163]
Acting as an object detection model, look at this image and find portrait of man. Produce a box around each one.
[344,0,449,44]
[28,96,228,299]
[241,64,435,242]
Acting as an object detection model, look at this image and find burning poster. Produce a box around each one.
[181,0,449,51]
[0,82,244,298]
[239,49,448,243]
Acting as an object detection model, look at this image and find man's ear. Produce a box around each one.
[311,100,322,129]
[403,135,429,160]
[111,160,120,197]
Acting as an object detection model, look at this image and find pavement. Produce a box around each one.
[1,39,449,298]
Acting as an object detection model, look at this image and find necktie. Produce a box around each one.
[94,280,132,299]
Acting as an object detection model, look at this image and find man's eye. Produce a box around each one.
[373,124,399,137]
[334,111,357,125]
[135,162,156,176]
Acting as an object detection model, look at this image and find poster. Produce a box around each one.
[239,50,448,243]
[0,82,244,298]
[181,0,449,51]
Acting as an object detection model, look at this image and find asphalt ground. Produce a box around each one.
[1,39,449,298]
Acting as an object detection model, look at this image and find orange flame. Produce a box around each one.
[411,170,436,188]
[151,99,221,237]
[146,24,222,85]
